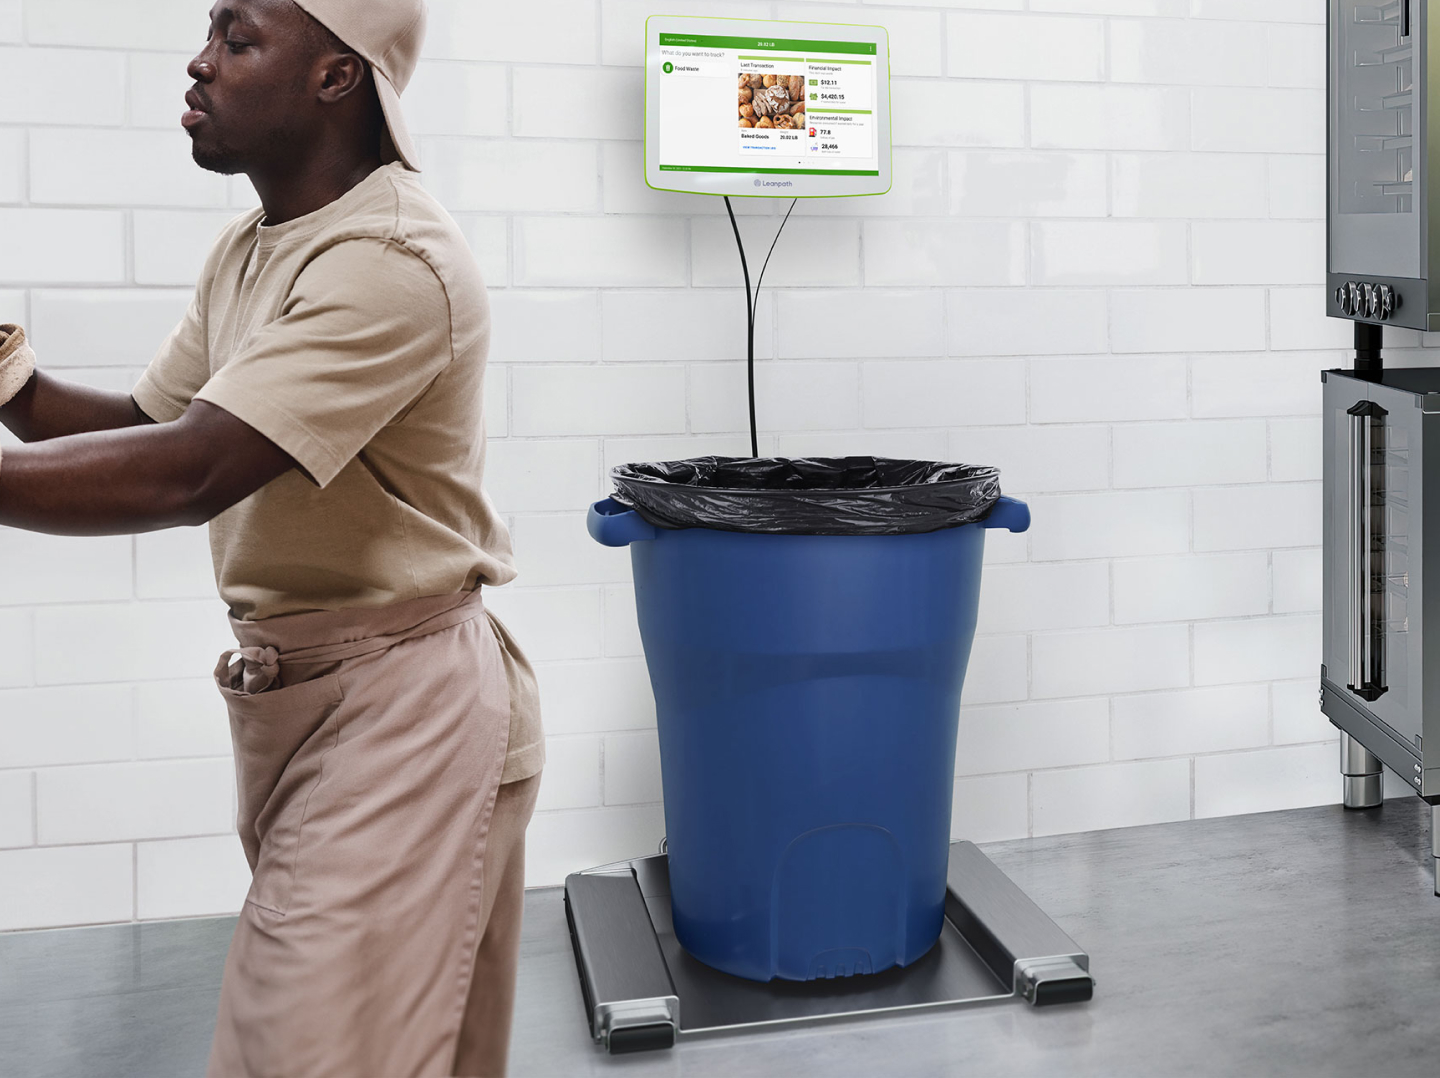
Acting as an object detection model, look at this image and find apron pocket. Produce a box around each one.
[216,669,345,916]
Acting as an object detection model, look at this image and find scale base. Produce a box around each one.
[564,841,1093,1054]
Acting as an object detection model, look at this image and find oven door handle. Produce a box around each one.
[1347,400,1387,702]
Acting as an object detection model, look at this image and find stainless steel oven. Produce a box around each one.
[1328,0,1437,328]
[1325,0,1440,893]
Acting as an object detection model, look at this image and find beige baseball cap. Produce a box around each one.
[290,0,427,171]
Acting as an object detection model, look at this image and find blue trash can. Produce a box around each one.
[589,492,1030,983]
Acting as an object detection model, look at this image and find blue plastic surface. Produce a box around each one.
[593,495,1029,982]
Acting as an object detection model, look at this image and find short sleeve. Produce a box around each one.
[193,239,453,488]
[132,292,209,423]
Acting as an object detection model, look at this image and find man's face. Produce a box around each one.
[184,0,319,175]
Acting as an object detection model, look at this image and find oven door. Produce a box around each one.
[1330,0,1422,282]
[1323,376,1425,772]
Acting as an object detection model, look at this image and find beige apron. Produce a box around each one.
[206,587,538,1078]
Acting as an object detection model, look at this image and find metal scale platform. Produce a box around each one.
[565,840,1094,1054]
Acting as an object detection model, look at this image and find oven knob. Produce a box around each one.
[1336,285,1350,313]
[1377,284,1399,320]
[1363,283,1380,318]
[1336,279,1359,313]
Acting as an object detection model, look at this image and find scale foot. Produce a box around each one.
[1341,732,1383,809]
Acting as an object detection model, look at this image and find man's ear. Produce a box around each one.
[316,53,368,104]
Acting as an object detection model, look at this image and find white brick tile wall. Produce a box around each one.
[1273,679,1335,745]
[1112,153,1266,218]
[890,81,1025,148]
[30,129,227,208]
[1030,356,1188,422]
[0,0,1379,920]
[0,208,126,285]
[694,361,860,434]
[135,679,231,760]
[514,216,688,287]
[779,291,945,359]
[960,635,1028,706]
[1029,490,1189,561]
[951,426,1109,494]
[947,290,1109,357]
[0,608,34,688]
[1031,85,1189,151]
[603,730,663,806]
[1193,615,1321,686]
[0,48,126,126]
[511,365,686,437]
[863,220,1025,288]
[1113,420,1267,488]
[1112,685,1269,759]
[422,141,600,214]
[538,660,656,736]
[693,217,861,288]
[0,129,22,204]
[950,773,1028,844]
[0,529,132,604]
[133,211,237,286]
[1113,552,1269,624]
[535,737,602,812]
[956,699,1109,776]
[137,835,252,920]
[863,360,1024,428]
[30,290,191,368]
[1032,221,1188,286]
[977,562,1110,633]
[1193,483,1322,551]
[951,152,1108,218]
[1272,548,1322,614]
[602,290,772,363]
[1032,625,1190,698]
[1194,743,1337,818]
[1111,288,1267,353]
[949,13,1105,82]
[36,759,233,845]
[0,685,132,767]
[0,845,134,930]
[1032,759,1191,836]
[0,771,33,848]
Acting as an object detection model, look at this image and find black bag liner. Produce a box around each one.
[609,456,1001,536]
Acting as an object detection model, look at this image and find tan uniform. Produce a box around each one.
[134,163,543,1076]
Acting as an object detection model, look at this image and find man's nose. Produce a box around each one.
[188,54,216,83]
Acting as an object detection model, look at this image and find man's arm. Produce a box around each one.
[0,400,296,536]
[0,369,155,442]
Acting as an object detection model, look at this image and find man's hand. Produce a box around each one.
[0,399,296,536]
[0,325,36,409]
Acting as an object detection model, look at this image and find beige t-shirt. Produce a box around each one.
[133,163,543,782]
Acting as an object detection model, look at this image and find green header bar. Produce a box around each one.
[660,164,880,176]
[738,54,806,62]
[810,108,872,115]
[659,33,876,55]
[811,58,872,65]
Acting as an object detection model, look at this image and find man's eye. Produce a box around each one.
[226,40,250,53]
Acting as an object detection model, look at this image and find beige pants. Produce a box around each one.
[206,588,539,1078]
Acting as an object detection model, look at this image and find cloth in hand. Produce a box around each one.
[0,324,35,407]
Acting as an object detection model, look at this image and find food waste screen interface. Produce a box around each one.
[644,16,892,198]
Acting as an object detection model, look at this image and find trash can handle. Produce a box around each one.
[588,498,659,547]
[981,496,1030,534]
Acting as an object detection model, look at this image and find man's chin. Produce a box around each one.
[190,140,246,176]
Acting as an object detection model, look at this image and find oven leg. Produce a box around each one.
[1340,732,1383,809]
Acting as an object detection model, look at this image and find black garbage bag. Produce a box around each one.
[609,456,1001,536]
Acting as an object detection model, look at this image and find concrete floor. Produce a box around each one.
[4,798,1440,1077]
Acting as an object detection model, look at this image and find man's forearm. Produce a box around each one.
[0,400,295,537]
[0,369,153,443]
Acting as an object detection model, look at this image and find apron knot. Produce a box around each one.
[216,645,282,695]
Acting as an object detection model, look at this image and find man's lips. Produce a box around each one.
[182,88,209,130]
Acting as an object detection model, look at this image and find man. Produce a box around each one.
[0,0,542,1074]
